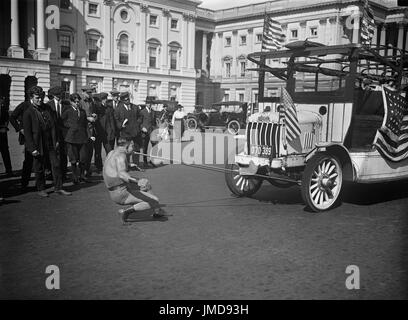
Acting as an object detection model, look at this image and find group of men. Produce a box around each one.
[5,84,159,198]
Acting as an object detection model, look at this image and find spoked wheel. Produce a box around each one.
[186,117,198,131]
[225,162,262,197]
[227,120,240,135]
[301,153,343,212]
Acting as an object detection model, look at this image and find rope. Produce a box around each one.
[132,151,300,184]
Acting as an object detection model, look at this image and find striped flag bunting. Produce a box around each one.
[261,13,286,51]
[280,87,301,142]
[374,87,408,162]
[360,0,376,45]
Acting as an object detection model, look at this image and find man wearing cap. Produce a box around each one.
[93,92,116,172]
[47,86,69,180]
[23,86,71,197]
[114,92,143,170]
[80,86,97,177]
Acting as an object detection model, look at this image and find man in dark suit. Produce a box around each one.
[108,90,120,144]
[93,92,116,172]
[80,86,97,177]
[114,92,143,170]
[139,103,157,168]
[10,97,34,191]
[62,93,90,184]
[23,86,71,197]
[46,86,69,181]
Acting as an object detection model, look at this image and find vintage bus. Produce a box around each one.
[225,41,408,212]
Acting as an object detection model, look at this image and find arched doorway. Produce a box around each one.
[24,76,38,101]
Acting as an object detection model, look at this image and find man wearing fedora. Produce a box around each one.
[114,92,143,171]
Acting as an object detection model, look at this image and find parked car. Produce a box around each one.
[145,97,179,126]
[186,101,248,135]
[225,40,408,212]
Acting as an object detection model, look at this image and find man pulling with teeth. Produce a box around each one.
[103,137,165,224]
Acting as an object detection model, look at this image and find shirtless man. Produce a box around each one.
[103,137,165,224]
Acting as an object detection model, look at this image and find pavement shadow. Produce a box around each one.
[252,184,303,205]
[341,180,408,206]
[125,211,169,223]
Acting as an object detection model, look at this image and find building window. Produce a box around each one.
[240,35,247,46]
[149,15,158,26]
[149,47,157,68]
[171,19,178,30]
[223,93,230,102]
[60,0,70,10]
[60,35,71,59]
[170,50,177,70]
[291,29,298,39]
[225,37,231,47]
[88,3,98,15]
[239,93,244,102]
[240,61,246,77]
[256,34,262,43]
[310,27,318,37]
[119,34,129,65]
[120,9,129,22]
[61,80,70,99]
[225,62,231,78]
[88,38,98,61]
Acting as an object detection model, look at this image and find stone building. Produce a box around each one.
[0,0,407,111]
[0,0,200,110]
[194,0,408,107]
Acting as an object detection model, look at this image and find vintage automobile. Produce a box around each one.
[145,97,179,125]
[225,41,408,212]
[186,101,248,135]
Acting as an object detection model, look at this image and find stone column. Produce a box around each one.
[8,0,24,58]
[405,25,408,51]
[398,23,405,50]
[161,8,170,70]
[380,24,386,57]
[352,10,360,44]
[35,0,50,60]
[139,4,149,72]
[182,13,189,70]
[187,14,195,70]
[202,31,207,73]
[37,0,46,49]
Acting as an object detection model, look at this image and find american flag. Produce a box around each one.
[374,87,408,162]
[360,0,376,45]
[261,13,286,51]
[280,87,301,142]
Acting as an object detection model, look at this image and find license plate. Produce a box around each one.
[250,145,272,158]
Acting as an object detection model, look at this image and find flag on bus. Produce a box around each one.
[261,13,286,51]
[360,0,376,45]
[374,87,408,162]
[280,87,301,142]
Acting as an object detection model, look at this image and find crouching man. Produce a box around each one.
[103,137,165,224]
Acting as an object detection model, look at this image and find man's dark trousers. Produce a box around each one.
[33,147,62,191]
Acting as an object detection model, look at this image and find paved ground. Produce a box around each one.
[0,130,408,299]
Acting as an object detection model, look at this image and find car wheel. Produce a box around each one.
[301,153,343,212]
[186,117,198,131]
[225,161,262,197]
[227,119,240,135]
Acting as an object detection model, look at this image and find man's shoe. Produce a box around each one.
[37,191,49,198]
[130,163,145,172]
[118,207,135,225]
[79,176,91,183]
[152,208,167,218]
[55,189,72,196]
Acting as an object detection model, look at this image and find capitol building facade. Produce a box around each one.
[0,0,406,110]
